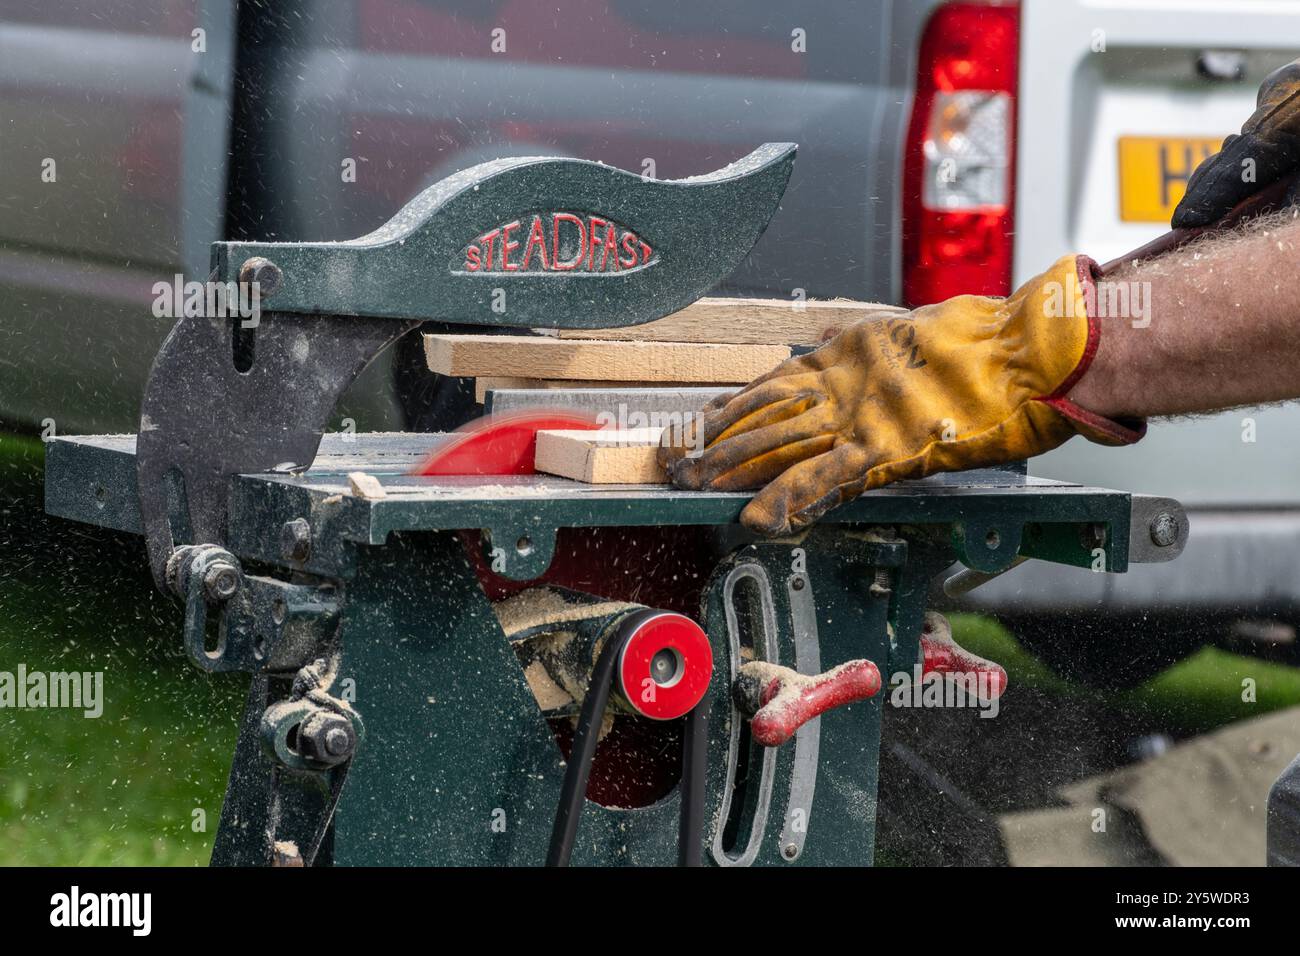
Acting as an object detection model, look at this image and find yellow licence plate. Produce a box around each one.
[1117,136,1224,223]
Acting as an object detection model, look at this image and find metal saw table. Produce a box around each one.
[45,432,1182,866]
[41,144,1188,866]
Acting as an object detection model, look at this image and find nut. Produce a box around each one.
[298,712,356,766]
[324,727,352,757]
[280,518,312,563]
[203,561,240,602]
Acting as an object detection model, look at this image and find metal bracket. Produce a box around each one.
[1128,494,1190,563]
[213,144,795,325]
[712,560,781,867]
[171,544,340,673]
[778,569,821,862]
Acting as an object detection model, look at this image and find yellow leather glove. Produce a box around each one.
[658,255,1144,535]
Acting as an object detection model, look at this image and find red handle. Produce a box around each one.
[918,611,1007,700]
[735,659,881,747]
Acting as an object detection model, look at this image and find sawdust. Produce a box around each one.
[347,471,387,499]
[495,587,641,734]
[522,659,573,711]
[492,586,634,637]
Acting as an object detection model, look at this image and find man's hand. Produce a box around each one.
[658,256,1143,536]
[1172,59,1300,228]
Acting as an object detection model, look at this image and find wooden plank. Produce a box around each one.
[549,296,902,345]
[485,385,737,417]
[473,377,736,404]
[425,334,789,383]
[534,428,668,484]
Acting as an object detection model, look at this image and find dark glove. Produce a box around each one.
[1172,59,1300,228]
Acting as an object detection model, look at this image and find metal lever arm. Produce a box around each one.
[734,659,882,747]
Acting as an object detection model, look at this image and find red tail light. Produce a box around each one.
[902,1,1019,306]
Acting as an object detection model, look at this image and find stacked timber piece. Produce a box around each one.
[423,297,897,483]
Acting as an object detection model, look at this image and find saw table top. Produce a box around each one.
[46,433,1135,584]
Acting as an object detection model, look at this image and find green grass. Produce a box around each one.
[1120,646,1300,732]
[0,430,243,865]
[2,429,1298,864]
[950,612,1300,733]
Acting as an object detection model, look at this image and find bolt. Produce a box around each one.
[791,576,806,591]
[298,712,355,766]
[238,256,283,299]
[782,843,799,860]
[1149,512,1179,548]
[869,568,891,598]
[203,561,240,602]
[324,726,352,757]
[281,518,312,563]
[649,648,681,686]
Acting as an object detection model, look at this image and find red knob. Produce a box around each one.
[919,611,1007,699]
[734,659,882,747]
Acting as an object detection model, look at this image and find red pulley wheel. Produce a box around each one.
[615,610,713,721]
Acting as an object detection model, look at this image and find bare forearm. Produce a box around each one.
[1069,209,1300,419]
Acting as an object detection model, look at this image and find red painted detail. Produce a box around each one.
[616,612,713,721]
[459,212,655,274]
[522,215,550,270]
[479,228,500,274]
[458,524,716,810]
[919,623,1008,699]
[411,410,601,476]
[500,220,523,271]
[460,522,718,809]
[586,216,608,270]
[749,659,882,747]
[552,212,586,270]
[618,232,639,269]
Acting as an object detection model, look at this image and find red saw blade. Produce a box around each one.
[411,410,602,476]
